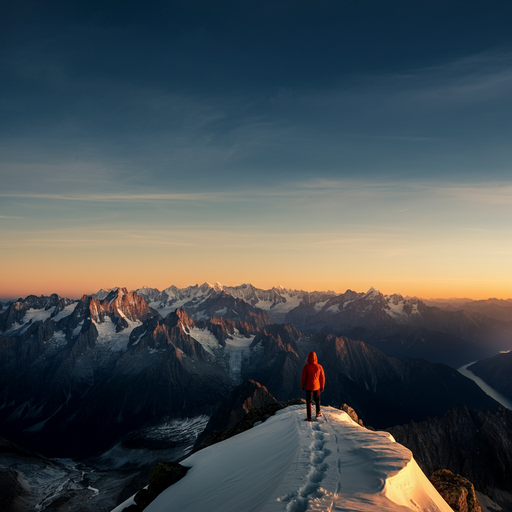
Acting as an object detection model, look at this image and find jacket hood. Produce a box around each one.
[307,351,317,364]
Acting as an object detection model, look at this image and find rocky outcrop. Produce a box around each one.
[195,398,306,452]
[338,403,365,427]
[194,379,278,448]
[206,316,259,344]
[129,308,212,360]
[388,404,512,511]
[429,469,481,512]
[250,323,301,357]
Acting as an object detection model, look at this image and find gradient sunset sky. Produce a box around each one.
[1,1,512,300]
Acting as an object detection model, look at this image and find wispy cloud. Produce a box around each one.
[3,179,512,207]
[0,192,229,203]
[438,183,512,205]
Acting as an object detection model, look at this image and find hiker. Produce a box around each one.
[301,351,325,421]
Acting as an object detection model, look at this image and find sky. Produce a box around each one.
[1,0,512,300]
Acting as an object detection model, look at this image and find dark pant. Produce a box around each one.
[306,389,321,420]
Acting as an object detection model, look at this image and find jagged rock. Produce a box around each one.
[90,288,154,325]
[194,398,306,452]
[195,380,278,448]
[429,469,481,512]
[339,403,365,427]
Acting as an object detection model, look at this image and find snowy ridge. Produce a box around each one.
[132,283,423,324]
[114,406,451,512]
[134,282,338,322]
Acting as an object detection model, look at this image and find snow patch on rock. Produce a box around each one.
[187,327,222,355]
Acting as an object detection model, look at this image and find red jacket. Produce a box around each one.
[301,352,325,391]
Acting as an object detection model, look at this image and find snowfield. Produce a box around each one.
[113,405,451,512]
[93,317,141,351]
[186,327,222,355]
[224,333,255,385]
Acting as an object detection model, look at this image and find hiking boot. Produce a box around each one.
[304,418,312,422]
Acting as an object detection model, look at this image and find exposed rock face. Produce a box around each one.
[468,351,512,401]
[89,287,156,327]
[429,469,481,512]
[388,404,512,511]
[194,398,306,453]
[338,403,365,427]
[195,379,278,448]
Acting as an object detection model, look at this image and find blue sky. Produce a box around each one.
[1,1,512,299]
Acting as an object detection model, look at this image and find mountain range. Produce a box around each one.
[1,282,512,511]
[0,283,507,459]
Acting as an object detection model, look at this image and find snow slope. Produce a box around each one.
[113,405,451,512]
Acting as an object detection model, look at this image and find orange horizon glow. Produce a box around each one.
[2,271,511,302]
[2,181,512,303]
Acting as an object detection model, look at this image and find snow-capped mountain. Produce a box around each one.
[0,291,266,456]
[0,288,499,459]
[114,405,453,512]
[134,282,512,367]
[134,282,337,323]
[0,293,76,332]
[134,282,424,326]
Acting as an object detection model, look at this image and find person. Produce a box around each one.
[301,351,325,421]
